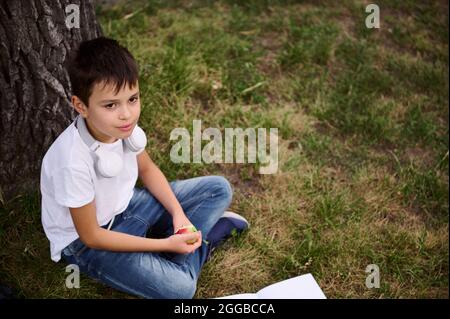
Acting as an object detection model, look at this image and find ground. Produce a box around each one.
[0,0,448,298]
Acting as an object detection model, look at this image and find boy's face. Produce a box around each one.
[73,80,141,143]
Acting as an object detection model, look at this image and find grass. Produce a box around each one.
[0,0,448,298]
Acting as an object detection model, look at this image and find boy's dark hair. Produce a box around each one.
[67,36,139,106]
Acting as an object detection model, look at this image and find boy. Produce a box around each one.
[40,37,249,299]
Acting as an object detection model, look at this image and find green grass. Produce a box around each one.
[0,0,448,299]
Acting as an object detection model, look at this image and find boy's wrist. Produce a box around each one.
[169,208,185,218]
[153,237,169,252]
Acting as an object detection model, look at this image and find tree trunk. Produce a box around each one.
[0,0,102,202]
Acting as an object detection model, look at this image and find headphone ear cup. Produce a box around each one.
[125,125,147,152]
[96,150,123,178]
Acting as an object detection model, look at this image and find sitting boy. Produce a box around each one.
[40,37,249,299]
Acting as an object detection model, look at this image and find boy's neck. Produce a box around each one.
[84,118,118,144]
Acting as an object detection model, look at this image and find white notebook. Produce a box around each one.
[215,273,326,299]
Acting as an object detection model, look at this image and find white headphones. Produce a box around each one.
[75,115,147,178]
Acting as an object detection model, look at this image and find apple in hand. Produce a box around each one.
[175,225,198,244]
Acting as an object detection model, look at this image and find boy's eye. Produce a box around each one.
[104,103,116,109]
[130,96,139,103]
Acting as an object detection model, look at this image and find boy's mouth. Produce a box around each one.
[117,123,134,132]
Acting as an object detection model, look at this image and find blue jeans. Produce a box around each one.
[61,175,232,299]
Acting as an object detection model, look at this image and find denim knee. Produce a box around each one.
[209,176,233,206]
[159,275,197,299]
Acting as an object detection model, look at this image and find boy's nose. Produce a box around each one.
[119,105,132,119]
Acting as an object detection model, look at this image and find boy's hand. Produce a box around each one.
[172,211,194,234]
[164,231,202,254]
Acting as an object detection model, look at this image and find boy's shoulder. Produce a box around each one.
[42,120,91,172]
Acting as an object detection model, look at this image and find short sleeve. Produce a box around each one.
[51,166,95,208]
[136,147,145,155]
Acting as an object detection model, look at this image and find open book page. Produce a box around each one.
[214,274,326,299]
[257,274,326,299]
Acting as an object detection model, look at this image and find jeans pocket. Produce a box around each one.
[65,238,88,258]
[75,245,89,257]
[61,241,88,270]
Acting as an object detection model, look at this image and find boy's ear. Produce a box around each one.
[71,95,88,117]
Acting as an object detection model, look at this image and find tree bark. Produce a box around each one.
[0,0,102,202]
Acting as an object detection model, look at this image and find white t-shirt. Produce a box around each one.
[40,121,144,262]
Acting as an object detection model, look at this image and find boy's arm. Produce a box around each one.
[137,150,185,219]
[69,201,201,253]
[69,201,168,252]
